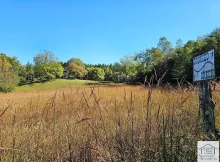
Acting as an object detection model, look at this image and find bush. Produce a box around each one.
[19,77,27,85]
[45,73,55,80]
[0,75,19,92]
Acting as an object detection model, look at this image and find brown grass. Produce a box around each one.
[0,84,219,161]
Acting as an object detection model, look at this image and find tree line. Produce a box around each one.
[0,28,219,92]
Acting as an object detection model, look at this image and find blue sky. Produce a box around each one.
[0,0,220,65]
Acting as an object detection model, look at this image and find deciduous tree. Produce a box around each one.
[33,50,63,80]
[0,54,19,92]
[67,58,87,79]
[87,67,105,81]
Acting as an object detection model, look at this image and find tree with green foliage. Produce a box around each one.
[176,39,183,48]
[111,62,124,81]
[67,58,87,79]
[120,55,139,81]
[134,37,178,83]
[33,50,64,80]
[87,67,105,81]
[26,61,34,76]
[24,61,35,82]
[104,67,113,81]
[172,41,194,80]
[0,54,19,92]
[157,37,172,54]
[135,48,164,79]
[0,54,26,85]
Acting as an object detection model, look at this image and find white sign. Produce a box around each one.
[193,49,215,81]
[198,141,219,162]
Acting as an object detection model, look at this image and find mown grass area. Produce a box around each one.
[15,79,98,91]
[0,83,220,161]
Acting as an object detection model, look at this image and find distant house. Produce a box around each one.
[26,74,34,81]
[62,70,69,78]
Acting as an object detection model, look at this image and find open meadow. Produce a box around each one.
[0,80,220,161]
[1,0,219,161]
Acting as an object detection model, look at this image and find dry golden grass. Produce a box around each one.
[0,84,220,161]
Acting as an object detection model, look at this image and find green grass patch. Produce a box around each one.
[15,79,98,91]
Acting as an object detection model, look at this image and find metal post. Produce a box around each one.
[199,80,218,140]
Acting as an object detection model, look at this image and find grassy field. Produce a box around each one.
[15,79,98,91]
[0,81,220,161]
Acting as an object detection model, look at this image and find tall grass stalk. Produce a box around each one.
[0,83,217,161]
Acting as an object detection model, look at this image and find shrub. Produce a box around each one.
[19,77,27,85]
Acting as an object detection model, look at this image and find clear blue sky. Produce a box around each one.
[0,0,220,65]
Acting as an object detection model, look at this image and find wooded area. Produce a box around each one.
[0,28,219,92]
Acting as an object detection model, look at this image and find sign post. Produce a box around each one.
[193,49,218,140]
